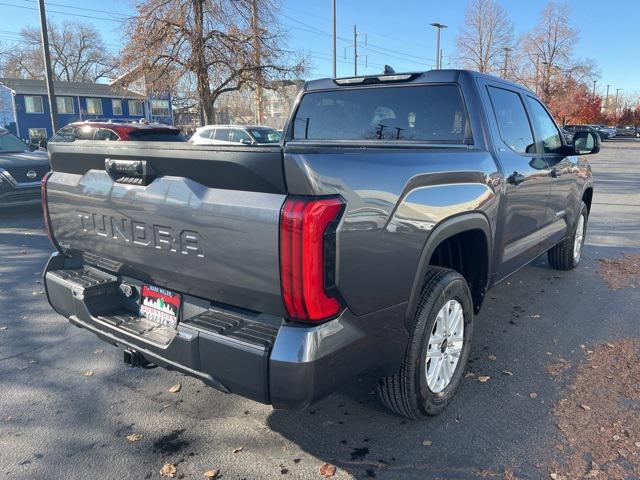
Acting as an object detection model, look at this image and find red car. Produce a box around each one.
[51,121,186,143]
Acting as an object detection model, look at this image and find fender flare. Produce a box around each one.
[405,212,492,324]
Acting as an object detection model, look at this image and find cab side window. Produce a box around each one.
[525,96,563,154]
[487,86,536,154]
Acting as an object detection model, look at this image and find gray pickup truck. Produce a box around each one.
[42,70,598,418]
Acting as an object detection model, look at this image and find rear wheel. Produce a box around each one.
[377,267,473,418]
[547,201,588,270]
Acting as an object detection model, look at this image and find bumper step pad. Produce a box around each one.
[46,267,280,351]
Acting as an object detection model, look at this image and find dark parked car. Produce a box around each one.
[564,124,605,140]
[0,128,50,208]
[51,121,186,142]
[42,70,598,418]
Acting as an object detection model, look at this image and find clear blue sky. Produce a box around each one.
[0,0,637,96]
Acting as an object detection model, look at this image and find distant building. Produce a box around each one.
[0,77,173,145]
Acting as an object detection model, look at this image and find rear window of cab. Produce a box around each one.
[291,84,469,143]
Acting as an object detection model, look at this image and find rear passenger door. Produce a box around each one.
[482,82,552,280]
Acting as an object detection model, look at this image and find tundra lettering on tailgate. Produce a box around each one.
[76,210,204,257]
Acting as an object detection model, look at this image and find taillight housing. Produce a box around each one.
[280,196,344,322]
[41,171,60,251]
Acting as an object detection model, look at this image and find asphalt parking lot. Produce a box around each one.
[1,139,639,480]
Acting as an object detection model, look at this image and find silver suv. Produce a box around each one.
[190,124,281,145]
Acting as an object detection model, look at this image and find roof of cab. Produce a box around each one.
[303,69,533,94]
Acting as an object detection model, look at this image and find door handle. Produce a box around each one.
[507,171,526,186]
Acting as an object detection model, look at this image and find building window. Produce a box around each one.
[86,98,103,115]
[56,96,74,114]
[129,100,143,116]
[112,99,123,115]
[24,96,44,114]
[151,99,170,117]
[28,128,47,147]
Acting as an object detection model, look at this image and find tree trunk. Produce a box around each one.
[192,0,214,125]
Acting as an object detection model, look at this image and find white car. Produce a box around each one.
[190,125,282,145]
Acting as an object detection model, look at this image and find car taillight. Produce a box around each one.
[280,196,344,322]
[41,171,60,251]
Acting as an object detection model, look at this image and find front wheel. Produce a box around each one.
[377,267,473,419]
[548,201,588,270]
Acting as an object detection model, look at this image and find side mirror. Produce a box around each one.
[239,138,252,145]
[573,131,600,155]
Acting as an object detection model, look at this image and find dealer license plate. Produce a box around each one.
[139,285,181,329]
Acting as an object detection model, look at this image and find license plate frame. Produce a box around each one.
[139,285,181,329]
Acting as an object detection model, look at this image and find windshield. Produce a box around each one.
[0,130,30,153]
[248,128,281,144]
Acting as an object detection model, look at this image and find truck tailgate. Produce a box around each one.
[46,142,287,316]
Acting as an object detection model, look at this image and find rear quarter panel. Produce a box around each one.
[284,146,501,316]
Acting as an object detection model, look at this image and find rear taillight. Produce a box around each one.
[280,196,344,322]
[41,171,60,251]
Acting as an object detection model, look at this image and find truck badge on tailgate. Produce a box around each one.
[76,210,204,257]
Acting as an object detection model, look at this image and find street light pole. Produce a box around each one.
[430,23,447,69]
[37,0,58,134]
[502,47,512,78]
[332,0,336,78]
[605,84,610,114]
[592,80,597,95]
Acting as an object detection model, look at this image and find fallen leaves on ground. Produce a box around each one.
[93,348,103,354]
[598,254,640,289]
[232,446,244,454]
[529,392,538,399]
[549,339,640,478]
[422,440,432,446]
[502,370,514,376]
[0,326,7,331]
[478,375,491,383]
[546,357,572,380]
[160,463,177,477]
[126,433,142,442]
[83,370,94,377]
[168,383,181,393]
[487,354,497,361]
[203,469,219,479]
[319,463,336,477]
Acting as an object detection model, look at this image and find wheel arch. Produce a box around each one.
[406,213,492,324]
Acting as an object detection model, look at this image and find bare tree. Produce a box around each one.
[519,1,581,102]
[455,0,513,74]
[121,0,306,124]
[1,21,117,82]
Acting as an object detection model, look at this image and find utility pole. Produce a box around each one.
[332,0,336,78]
[353,24,358,76]
[430,23,447,69]
[502,47,512,78]
[592,80,597,95]
[37,0,58,134]
[252,0,264,124]
[605,84,610,114]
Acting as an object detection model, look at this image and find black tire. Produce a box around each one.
[547,201,588,271]
[377,267,474,419]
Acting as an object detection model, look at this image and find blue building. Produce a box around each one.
[0,78,173,145]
